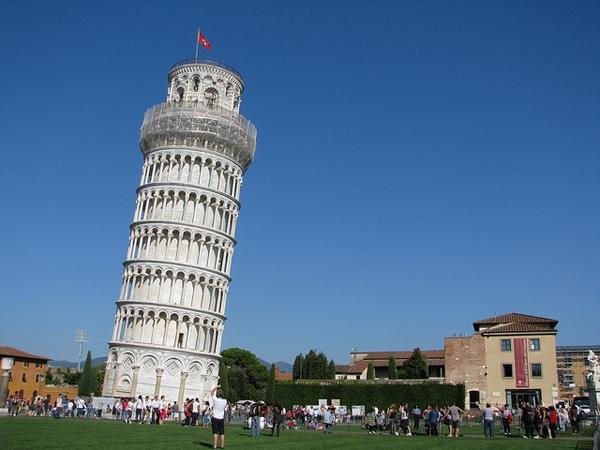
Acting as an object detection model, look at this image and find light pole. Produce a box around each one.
[75,330,88,372]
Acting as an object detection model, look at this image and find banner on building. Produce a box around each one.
[514,338,529,388]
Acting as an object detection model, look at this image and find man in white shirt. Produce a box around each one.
[209,385,227,449]
[151,396,160,424]
[134,395,144,422]
[55,396,64,418]
[143,396,151,424]
[482,403,499,438]
[76,397,86,417]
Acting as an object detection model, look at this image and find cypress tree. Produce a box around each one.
[266,363,276,403]
[218,362,230,400]
[327,360,336,379]
[78,351,96,395]
[388,356,398,379]
[366,362,375,380]
[292,354,304,380]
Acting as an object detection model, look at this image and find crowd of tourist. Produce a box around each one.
[5,393,101,418]
[4,390,590,442]
[359,400,587,439]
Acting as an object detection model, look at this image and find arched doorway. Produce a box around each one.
[468,390,480,410]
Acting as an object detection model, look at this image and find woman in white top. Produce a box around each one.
[209,385,227,449]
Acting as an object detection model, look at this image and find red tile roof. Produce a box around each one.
[473,312,558,326]
[337,350,445,375]
[0,346,50,361]
[479,322,557,334]
[336,361,368,374]
[472,313,558,335]
[352,350,445,362]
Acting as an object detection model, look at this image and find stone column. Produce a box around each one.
[130,365,140,396]
[177,372,188,407]
[154,368,164,398]
[102,363,113,395]
[0,357,14,407]
[111,362,122,397]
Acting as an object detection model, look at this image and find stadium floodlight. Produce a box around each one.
[75,330,89,371]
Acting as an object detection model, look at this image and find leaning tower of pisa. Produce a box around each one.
[102,59,256,403]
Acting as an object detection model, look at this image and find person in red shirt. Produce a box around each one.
[548,406,558,439]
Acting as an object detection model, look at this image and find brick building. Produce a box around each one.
[336,312,562,410]
[446,313,559,410]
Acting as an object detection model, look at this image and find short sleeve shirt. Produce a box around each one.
[211,395,227,420]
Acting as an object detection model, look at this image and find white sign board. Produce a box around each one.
[352,405,365,417]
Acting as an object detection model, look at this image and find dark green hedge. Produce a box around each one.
[273,382,465,410]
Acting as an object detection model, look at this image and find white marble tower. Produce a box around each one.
[102,59,256,403]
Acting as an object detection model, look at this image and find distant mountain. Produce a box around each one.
[49,356,107,369]
[49,355,292,373]
[258,358,293,373]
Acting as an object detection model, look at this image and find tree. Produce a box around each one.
[303,350,318,379]
[266,364,276,404]
[403,348,428,379]
[292,354,304,380]
[45,370,54,385]
[218,362,230,400]
[327,360,336,380]
[64,370,81,386]
[78,351,96,395]
[366,362,375,380]
[95,365,105,392]
[388,356,398,379]
[220,348,268,402]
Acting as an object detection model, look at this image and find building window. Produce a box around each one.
[177,87,185,101]
[35,374,42,382]
[204,88,219,108]
[530,338,541,351]
[35,362,42,368]
[22,373,27,382]
[502,364,513,378]
[23,362,29,367]
[501,339,512,352]
[531,363,542,377]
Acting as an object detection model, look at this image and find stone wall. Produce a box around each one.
[444,335,486,409]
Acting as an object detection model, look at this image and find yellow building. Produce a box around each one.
[1,346,49,400]
[446,313,559,409]
[0,346,78,402]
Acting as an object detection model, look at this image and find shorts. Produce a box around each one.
[452,420,460,429]
[211,417,225,435]
[400,419,409,428]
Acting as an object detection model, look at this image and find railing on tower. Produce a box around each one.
[170,59,243,82]
[140,101,257,168]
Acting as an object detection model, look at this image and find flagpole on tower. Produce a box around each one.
[195,28,200,62]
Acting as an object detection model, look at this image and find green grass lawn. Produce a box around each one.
[0,417,594,449]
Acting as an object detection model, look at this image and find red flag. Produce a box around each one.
[198,31,212,50]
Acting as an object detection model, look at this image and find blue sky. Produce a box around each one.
[1,0,599,366]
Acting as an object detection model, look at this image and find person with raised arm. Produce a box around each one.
[208,385,227,449]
